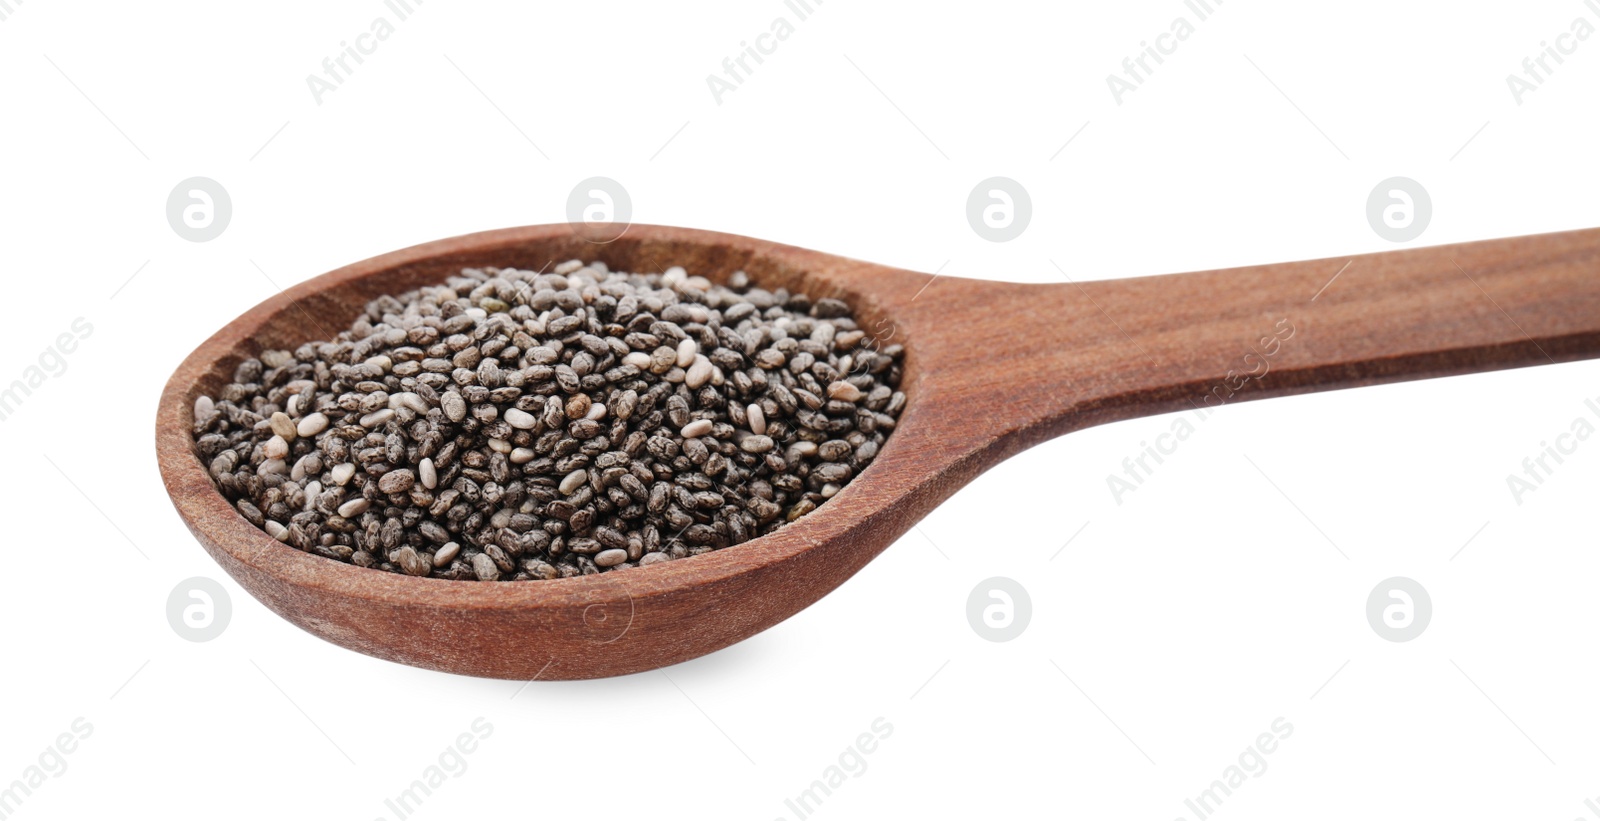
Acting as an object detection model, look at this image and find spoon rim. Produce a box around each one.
[156,222,923,616]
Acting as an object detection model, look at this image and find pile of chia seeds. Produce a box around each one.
[191,260,904,580]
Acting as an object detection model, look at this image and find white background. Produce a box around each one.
[3,1,1600,818]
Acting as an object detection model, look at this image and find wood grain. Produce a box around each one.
[156,224,1600,679]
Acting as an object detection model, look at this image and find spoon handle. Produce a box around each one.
[1075,227,1600,427]
[890,228,1600,465]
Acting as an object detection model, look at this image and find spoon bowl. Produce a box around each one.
[157,223,1600,679]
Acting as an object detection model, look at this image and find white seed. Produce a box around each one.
[257,458,287,477]
[419,457,437,489]
[662,266,687,287]
[685,355,713,389]
[269,411,297,440]
[389,392,429,414]
[365,355,393,372]
[337,497,370,518]
[303,481,322,509]
[639,552,670,566]
[264,520,290,542]
[820,483,841,498]
[360,408,395,428]
[585,403,607,422]
[331,462,356,485]
[559,469,589,495]
[747,403,766,435]
[510,448,535,465]
[433,541,461,567]
[193,395,215,421]
[264,435,289,460]
[827,381,865,402]
[504,408,538,429]
[676,338,698,368]
[623,352,653,369]
[595,548,628,567]
[488,438,512,454]
[681,419,713,438]
[296,412,329,438]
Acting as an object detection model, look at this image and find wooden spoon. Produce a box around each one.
[156,223,1600,680]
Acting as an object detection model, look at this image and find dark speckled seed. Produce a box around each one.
[378,469,415,494]
[554,365,581,393]
[815,463,853,483]
[485,544,516,573]
[235,499,264,527]
[396,546,430,576]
